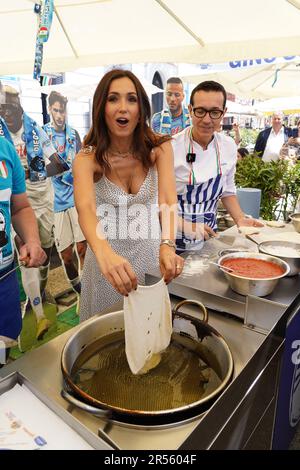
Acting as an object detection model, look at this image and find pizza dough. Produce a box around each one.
[266,221,285,228]
[124,278,172,375]
[238,226,261,235]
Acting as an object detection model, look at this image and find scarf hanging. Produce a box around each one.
[43,122,76,186]
[0,118,13,145]
[33,1,54,80]
[159,106,191,134]
[23,113,46,182]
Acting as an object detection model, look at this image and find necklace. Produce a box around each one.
[108,148,133,159]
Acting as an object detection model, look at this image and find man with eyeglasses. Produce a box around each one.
[151,77,190,135]
[0,84,69,342]
[172,80,263,252]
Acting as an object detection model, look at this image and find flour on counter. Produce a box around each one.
[181,257,210,277]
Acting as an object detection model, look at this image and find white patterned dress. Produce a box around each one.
[79,166,161,321]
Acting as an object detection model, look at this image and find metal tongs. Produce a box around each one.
[0,261,26,282]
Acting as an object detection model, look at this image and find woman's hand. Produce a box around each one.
[159,245,184,284]
[97,247,137,296]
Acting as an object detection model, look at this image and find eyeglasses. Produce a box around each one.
[192,107,224,119]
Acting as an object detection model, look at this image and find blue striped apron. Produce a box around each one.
[176,133,224,252]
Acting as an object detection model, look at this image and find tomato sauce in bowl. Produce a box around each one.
[221,257,285,279]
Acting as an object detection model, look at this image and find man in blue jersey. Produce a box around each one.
[0,84,69,341]
[44,91,86,295]
[151,77,190,136]
[0,137,46,364]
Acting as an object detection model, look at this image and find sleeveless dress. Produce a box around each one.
[79,166,161,322]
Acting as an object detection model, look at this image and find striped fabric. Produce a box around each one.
[159,106,190,134]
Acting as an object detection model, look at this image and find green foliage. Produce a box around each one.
[280,161,300,220]
[235,154,287,220]
[239,128,260,147]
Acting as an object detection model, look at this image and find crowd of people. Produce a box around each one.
[3,68,293,362]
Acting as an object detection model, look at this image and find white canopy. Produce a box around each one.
[181,59,300,100]
[255,96,300,113]
[1,0,300,76]
[38,75,163,99]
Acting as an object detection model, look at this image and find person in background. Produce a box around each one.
[254,111,292,162]
[280,119,300,162]
[221,122,241,146]
[43,91,86,296]
[232,122,242,146]
[151,77,190,135]
[73,69,183,321]
[0,84,69,339]
[0,137,46,365]
[172,80,263,252]
[237,147,249,160]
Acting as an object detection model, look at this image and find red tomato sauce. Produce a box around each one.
[221,258,285,279]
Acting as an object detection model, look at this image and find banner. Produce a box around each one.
[183,55,300,75]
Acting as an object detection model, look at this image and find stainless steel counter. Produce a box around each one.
[1,225,298,449]
[1,301,266,450]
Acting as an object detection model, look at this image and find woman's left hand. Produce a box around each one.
[159,245,184,284]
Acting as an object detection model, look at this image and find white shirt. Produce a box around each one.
[172,128,237,198]
[262,127,285,162]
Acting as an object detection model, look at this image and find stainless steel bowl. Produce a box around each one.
[218,252,290,297]
[218,248,251,257]
[258,240,300,276]
[290,213,300,233]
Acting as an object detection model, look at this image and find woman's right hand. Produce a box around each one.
[97,248,138,296]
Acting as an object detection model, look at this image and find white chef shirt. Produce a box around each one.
[172,127,237,199]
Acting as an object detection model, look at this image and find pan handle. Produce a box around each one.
[61,388,112,418]
[173,299,208,323]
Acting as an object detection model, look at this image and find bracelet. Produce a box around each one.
[160,239,176,250]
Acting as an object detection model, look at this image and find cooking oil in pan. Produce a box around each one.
[71,331,222,412]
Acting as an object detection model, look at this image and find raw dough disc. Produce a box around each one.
[238,226,260,235]
[266,221,285,228]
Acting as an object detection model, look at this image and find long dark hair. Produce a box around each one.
[84,69,171,170]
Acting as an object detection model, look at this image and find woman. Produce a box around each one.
[73,69,183,320]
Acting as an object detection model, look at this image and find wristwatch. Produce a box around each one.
[160,239,176,250]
